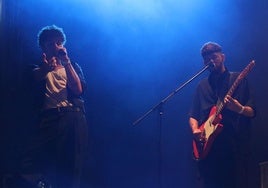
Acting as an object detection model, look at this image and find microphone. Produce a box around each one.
[58,49,67,56]
[208,59,215,68]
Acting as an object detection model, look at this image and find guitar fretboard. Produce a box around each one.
[215,60,255,116]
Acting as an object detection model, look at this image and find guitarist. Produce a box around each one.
[189,42,256,188]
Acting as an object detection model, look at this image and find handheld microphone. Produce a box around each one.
[58,49,67,56]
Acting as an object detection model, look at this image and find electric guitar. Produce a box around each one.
[192,60,255,160]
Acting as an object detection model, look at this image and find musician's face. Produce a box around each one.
[43,37,64,57]
[203,52,225,73]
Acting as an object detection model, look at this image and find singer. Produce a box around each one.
[188,42,256,188]
[19,25,88,188]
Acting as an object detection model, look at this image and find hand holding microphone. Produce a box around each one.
[58,47,71,66]
[58,49,67,56]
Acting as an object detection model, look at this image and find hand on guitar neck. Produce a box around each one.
[224,95,244,114]
[224,95,255,117]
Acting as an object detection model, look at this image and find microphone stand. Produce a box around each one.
[132,63,211,188]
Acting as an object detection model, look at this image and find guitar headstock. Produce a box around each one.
[225,60,256,101]
[238,60,255,79]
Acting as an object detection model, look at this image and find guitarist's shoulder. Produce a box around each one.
[196,78,210,90]
[199,77,209,84]
[197,77,209,86]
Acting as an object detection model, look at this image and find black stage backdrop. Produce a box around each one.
[1,0,268,187]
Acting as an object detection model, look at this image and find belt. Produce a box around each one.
[40,106,84,117]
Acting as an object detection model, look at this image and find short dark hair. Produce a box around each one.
[37,25,66,49]
[200,42,222,57]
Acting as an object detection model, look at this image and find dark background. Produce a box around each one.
[1,0,268,187]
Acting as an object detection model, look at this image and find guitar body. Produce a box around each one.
[192,106,223,160]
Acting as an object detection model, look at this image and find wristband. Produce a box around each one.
[239,106,245,114]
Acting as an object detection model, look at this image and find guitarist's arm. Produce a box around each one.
[189,117,200,134]
[190,117,206,142]
[224,95,255,117]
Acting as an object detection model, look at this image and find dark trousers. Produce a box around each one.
[20,109,88,188]
[196,149,249,188]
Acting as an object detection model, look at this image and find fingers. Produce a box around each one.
[50,57,57,66]
[226,95,239,105]
[224,95,233,104]
[42,53,48,64]
[42,53,57,71]
[193,129,202,134]
[193,130,206,142]
[58,47,67,55]
[48,57,57,70]
[224,95,243,113]
[58,47,69,60]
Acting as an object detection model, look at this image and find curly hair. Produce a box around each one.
[37,25,66,49]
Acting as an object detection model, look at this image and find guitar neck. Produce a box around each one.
[215,60,255,116]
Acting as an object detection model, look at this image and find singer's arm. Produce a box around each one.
[33,53,57,81]
[62,59,83,95]
[58,48,83,95]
